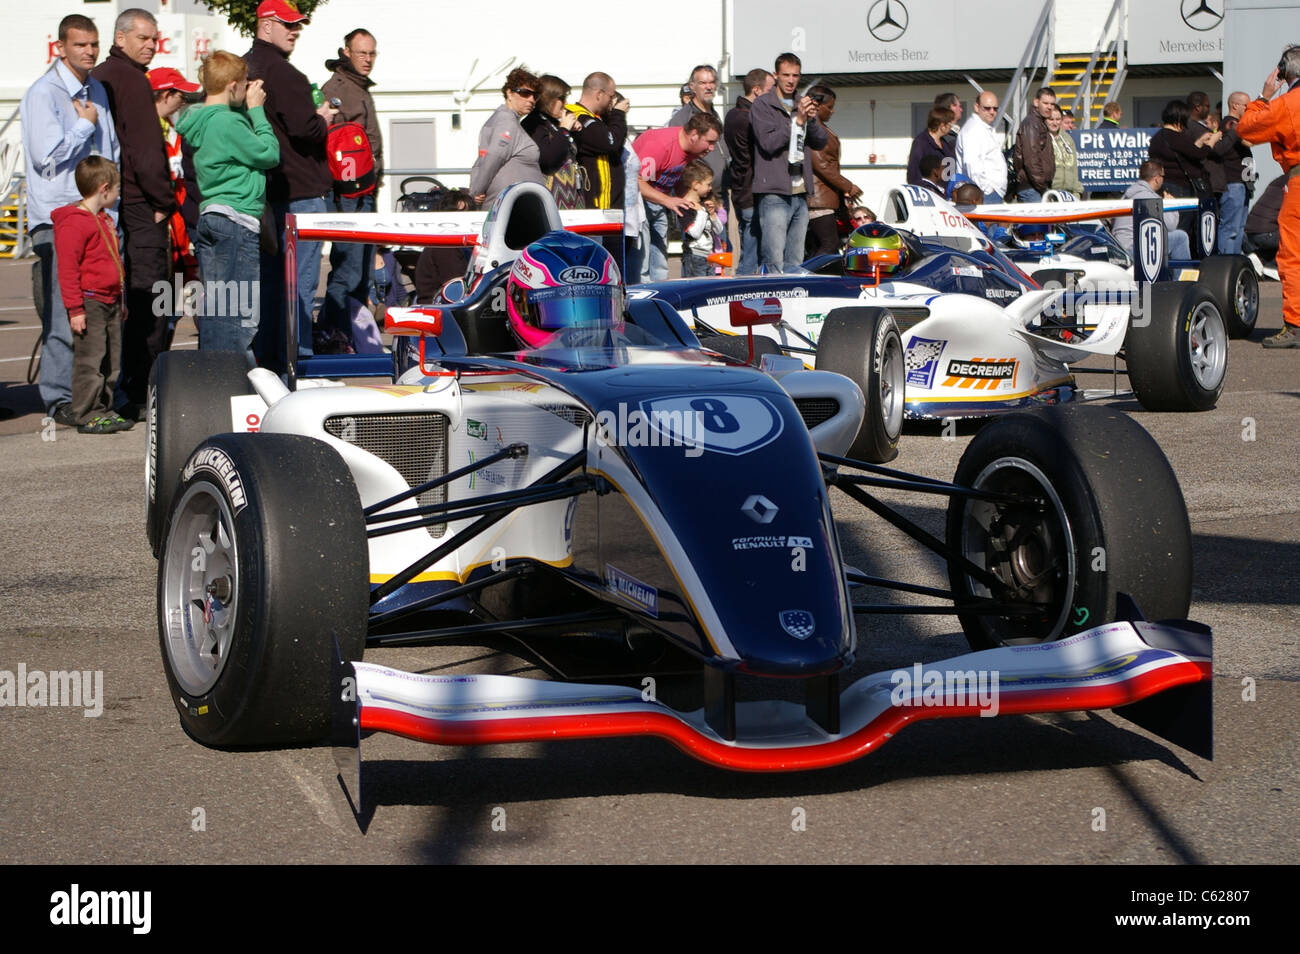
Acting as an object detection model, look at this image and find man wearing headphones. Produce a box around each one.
[1239,45,1300,347]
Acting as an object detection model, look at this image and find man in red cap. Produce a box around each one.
[91,7,175,419]
[149,67,202,327]
[244,0,338,370]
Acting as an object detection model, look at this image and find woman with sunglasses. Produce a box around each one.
[469,67,548,206]
[522,74,586,209]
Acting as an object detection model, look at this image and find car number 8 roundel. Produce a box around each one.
[637,394,785,455]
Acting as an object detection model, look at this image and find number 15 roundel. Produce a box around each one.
[637,394,785,456]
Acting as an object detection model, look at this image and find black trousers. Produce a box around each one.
[806,212,840,258]
[118,202,171,406]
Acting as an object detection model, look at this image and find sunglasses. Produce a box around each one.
[511,88,537,98]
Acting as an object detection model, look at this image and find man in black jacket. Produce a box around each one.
[91,7,174,417]
[245,0,337,370]
[725,68,773,275]
[566,73,628,263]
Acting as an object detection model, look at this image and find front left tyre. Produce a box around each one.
[945,404,1192,650]
[158,434,368,746]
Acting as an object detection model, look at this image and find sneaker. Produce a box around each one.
[107,412,135,432]
[1261,325,1300,349]
[77,415,118,434]
[52,403,79,427]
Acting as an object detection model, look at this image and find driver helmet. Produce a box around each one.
[843,222,912,278]
[506,230,624,349]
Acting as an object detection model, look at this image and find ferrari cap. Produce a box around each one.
[255,0,310,23]
[147,68,201,94]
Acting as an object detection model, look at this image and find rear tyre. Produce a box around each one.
[1125,282,1226,411]
[945,404,1191,650]
[814,307,904,463]
[147,351,254,557]
[157,434,368,746]
[1196,255,1258,338]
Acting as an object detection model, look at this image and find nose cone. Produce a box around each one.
[592,371,853,675]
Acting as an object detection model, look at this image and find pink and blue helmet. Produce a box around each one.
[506,230,624,349]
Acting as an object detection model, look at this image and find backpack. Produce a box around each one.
[327,122,377,197]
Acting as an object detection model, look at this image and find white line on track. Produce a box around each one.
[0,325,39,331]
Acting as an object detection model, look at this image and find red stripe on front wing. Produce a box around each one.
[358,661,1209,772]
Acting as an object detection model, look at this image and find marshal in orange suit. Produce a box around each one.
[1239,45,1300,347]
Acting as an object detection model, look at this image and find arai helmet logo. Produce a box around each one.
[559,265,599,284]
[1200,211,1216,255]
[779,609,816,640]
[1138,219,1163,282]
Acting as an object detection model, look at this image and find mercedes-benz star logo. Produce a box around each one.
[1180,0,1223,32]
[867,0,908,43]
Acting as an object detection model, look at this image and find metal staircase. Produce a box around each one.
[1049,0,1127,128]
[0,106,26,258]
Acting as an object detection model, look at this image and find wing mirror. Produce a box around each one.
[728,297,782,365]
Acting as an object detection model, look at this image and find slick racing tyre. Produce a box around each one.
[147,351,254,557]
[1195,255,1258,338]
[698,331,782,366]
[814,307,904,463]
[1125,282,1226,412]
[945,405,1191,650]
[158,434,368,746]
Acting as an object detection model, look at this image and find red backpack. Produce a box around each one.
[327,122,377,197]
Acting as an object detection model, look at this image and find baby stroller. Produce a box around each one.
[393,176,450,290]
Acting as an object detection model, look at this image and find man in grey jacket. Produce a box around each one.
[749,52,827,273]
[1110,160,1191,260]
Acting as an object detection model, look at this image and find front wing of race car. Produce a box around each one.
[333,616,1211,809]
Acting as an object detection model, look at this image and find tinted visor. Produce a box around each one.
[521,284,624,331]
[844,248,897,273]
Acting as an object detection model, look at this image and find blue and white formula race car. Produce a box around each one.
[633,185,1235,462]
[144,184,1210,808]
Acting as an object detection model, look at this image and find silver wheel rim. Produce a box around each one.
[1234,270,1258,327]
[1188,301,1227,390]
[960,457,1076,643]
[161,482,240,697]
[880,334,905,439]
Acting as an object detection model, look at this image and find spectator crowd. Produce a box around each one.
[18,4,1300,432]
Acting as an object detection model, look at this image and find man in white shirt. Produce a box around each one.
[956,91,1007,203]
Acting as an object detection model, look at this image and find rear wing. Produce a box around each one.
[282,182,623,386]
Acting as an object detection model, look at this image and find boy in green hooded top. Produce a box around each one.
[176,50,279,360]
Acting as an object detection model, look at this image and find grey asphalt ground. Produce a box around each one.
[0,257,1296,864]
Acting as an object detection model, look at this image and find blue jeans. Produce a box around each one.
[29,226,74,413]
[1169,228,1192,261]
[756,193,809,274]
[1017,188,1043,203]
[735,205,760,276]
[644,200,669,282]
[983,191,1004,204]
[258,195,328,370]
[195,212,261,364]
[1217,183,1247,256]
[322,191,375,334]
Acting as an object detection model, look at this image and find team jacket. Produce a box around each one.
[566,104,627,210]
[52,204,125,317]
[244,38,332,202]
[90,46,174,214]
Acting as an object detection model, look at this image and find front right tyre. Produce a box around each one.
[158,434,368,746]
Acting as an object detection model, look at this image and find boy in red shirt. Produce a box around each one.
[52,156,131,434]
